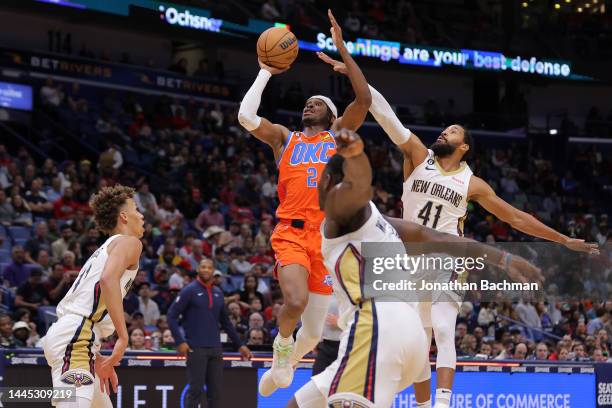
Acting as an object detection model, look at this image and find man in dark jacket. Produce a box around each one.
[168,258,252,408]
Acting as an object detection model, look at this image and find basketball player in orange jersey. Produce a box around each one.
[238,10,372,396]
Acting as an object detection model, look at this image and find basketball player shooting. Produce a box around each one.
[238,10,372,396]
[317,51,599,408]
[41,185,144,408]
[289,129,543,408]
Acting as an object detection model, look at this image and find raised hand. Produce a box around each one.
[563,238,600,255]
[328,9,344,51]
[506,254,545,288]
[335,129,364,158]
[316,52,347,75]
[258,59,290,75]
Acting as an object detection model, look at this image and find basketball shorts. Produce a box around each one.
[41,314,112,407]
[296,301,430,408]
[271,220,332,295]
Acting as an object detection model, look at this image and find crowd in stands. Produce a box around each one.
[0,76,610,364]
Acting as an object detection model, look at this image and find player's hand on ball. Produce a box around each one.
[507,255,544,288]
[563,238,600,255]
[258,59,290,75]
[96,354,119,395]
[316,52,347,75]
[328,9,344,50]
[336,129,364,158]
[176,342,193,357]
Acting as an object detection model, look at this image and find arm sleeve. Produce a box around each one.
[219,305,244,349]
[167,287,191,345]
[237,69,272,131]
[368,84,412,145]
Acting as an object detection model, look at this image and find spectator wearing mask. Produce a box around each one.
[168,258,251,408]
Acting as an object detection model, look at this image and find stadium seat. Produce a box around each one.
[8,226,32,241]
[38,306,58,332]
[0,249,10,263]
[14,238,28,247]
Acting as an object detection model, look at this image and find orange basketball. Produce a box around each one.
[257,27,299,69]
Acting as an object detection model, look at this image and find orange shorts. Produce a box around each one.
[271,220,333,295]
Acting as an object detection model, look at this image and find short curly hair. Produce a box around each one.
[89,185,135,234]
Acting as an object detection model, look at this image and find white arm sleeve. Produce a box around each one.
[368,84,412,145]
[238,69,272,131]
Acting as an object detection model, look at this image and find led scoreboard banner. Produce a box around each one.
[32,0,590,80]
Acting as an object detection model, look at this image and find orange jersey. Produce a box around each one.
[276,130,337,224]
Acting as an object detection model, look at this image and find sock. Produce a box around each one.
[417,401,432,408]
[276,333,294,347]
[434,388,452,408]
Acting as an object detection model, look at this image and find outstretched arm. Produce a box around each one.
[238,61,290,160]
[325,10,371,132]
[323,130,373,223]
[385,216,544,285]
[317,52,427,175]
[469,176,599,254]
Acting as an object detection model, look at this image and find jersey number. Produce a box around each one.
[418,201,443,229]
[71,263,92,293]
[306,167,318,188]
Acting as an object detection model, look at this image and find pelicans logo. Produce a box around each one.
[61,371,94,388]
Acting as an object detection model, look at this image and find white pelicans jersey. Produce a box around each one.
[402,149,472,236]
[56,234,138,336]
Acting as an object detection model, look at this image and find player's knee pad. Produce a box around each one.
[328,392,375,408]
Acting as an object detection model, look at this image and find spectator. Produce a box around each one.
[98,144,123,175]
[186,239,205,271]
[227,301,248,336]
[62,251,79,274]
[158,197,183,226]
[230,248,252,275]
[534,342,549,360]
[0,314,15,348]
[237,273,265,308]
[25,178,53,218]
[14,269,49,315]
[12,321,31,348]
[24,222,52,264]
[126,328,150,351]
[168,258,251,408]
[513,343,528,360]
[587,308,609,335]
[161,329,175,350]
[247,328,265,345]
[138,283,161,326]
[10,195,32,227]
[45,262,75,305]
[0,189,14,226]
[248,244,274,269]
[558,347,571,361]
[168,266,185,290]
[40,78,64,107]
[478,342,493,359]
[3,246,28,288]
[248,312,265,331]
[593,348,608,362]
[134,182,159,217]
[515,299,542,333]
[53,187,79,220]
[195,198,224,233]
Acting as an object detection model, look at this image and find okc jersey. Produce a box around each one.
[402,149,472,236]
[57,234,138,337]
[276,130,336,224]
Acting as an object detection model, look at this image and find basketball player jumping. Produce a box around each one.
[317,51,599,408]
[289,129,543,408]
[42,185,144,408]
[238,10,371,395]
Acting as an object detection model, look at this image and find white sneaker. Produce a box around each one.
[270,335,295,388]
[258,368,279,397]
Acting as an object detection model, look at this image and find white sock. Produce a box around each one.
[434,388,452,408]
[417,400,432,408]
[276,333,294,347]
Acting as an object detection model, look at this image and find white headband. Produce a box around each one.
[308,95,338,118]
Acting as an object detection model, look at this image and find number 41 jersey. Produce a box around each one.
[402,149,472,237]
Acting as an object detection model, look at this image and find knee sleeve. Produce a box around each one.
[431,302,458,370]
[328,392,375,408]
[292,293,331,364]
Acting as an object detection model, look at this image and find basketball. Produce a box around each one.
[257,27,299,69]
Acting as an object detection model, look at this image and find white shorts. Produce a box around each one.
[41,314,111,407]
[297,301,430,408]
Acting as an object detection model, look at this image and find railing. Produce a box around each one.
[496,313,562,342]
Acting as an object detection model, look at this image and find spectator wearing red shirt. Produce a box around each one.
[248,244,274,269]
[53,187,79,219]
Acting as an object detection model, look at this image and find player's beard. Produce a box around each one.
[430,141,456,158]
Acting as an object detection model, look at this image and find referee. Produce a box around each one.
[312,294,342,375]
[168,258,251,408]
